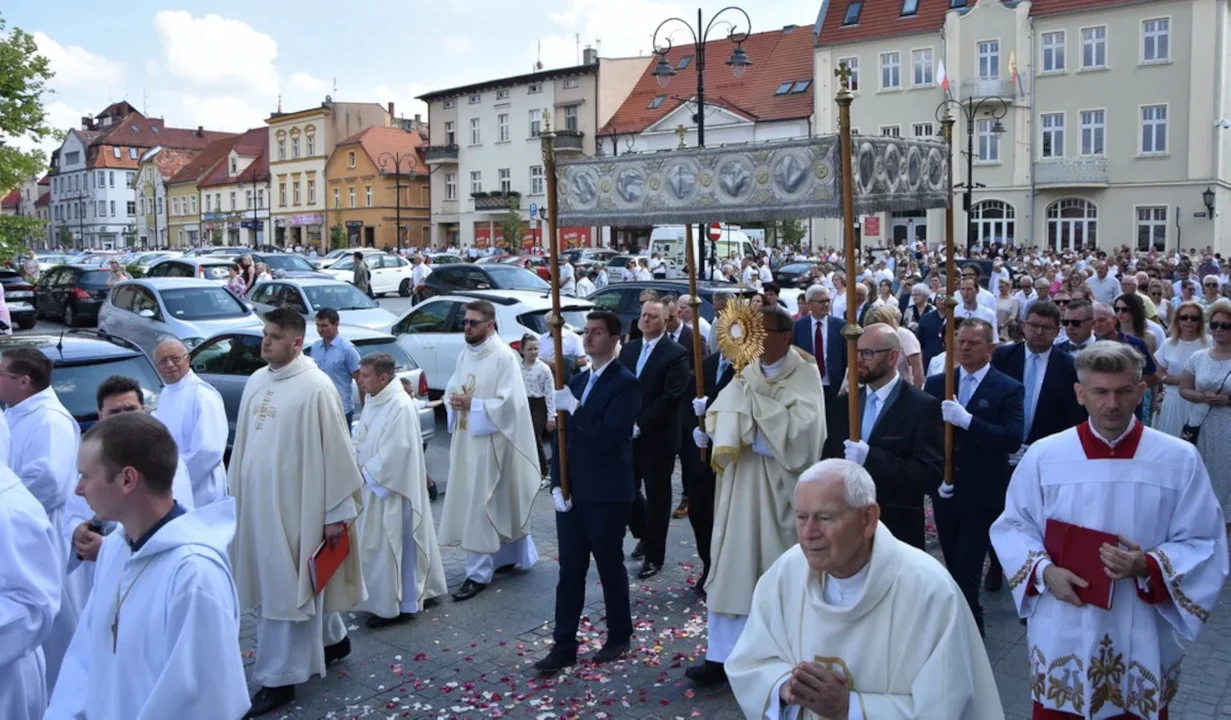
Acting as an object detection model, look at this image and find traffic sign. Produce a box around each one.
[529,203,539,218]
[708,222,722,241]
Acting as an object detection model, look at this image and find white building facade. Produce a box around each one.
[48,130,137,248]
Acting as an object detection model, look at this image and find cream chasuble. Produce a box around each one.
[353,379,448,617]
[990,421,1228,720]
[439,335,540,553]
[727,525,1004,720]
[228,354,366,621]
[704,349,825,617]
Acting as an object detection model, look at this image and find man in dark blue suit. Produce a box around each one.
[791,284,847,411]
[685,349,737,597]
[988,300,1086,592]
[535,310,641,675]
[925,317,1023,636]
[915,306,947,371]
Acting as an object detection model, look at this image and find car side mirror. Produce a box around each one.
[476,283,491,290]
[138,309,156,319]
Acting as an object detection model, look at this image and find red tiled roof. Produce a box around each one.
[198,128,271,188]
[167,134,247,186]
[335,126,428,177]
[0,192,19,209]
[86,111,236,159]
[816,0,951,45]
[601,27,815,137]
[35,192,50,207]
[1029,0,1140,16]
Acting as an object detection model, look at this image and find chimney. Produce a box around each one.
[583,46,598,65]
[414,113,421,125]
[197,126,204,137]
[388,102,395,117]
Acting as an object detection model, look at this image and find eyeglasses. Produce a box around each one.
[1024,322,1058,333]
[1178,315,1202,322]
[156,354,187,366]
[1210,321,1231,331]
[1205,283,1219,288]
[1061,317,1092,327]
[461,318,489,328]
[855,348,892,360]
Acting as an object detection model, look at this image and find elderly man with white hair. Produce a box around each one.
[726,458,1004,720]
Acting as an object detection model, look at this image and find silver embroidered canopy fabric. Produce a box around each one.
[554,135,950,226]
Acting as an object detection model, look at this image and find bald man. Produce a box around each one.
[151,339,229,506]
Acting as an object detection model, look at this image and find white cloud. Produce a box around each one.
[443,35,475,56]
[152,11,279,97]
[290,71,326,92]
[173,93,267,134]
[32,31,124,88]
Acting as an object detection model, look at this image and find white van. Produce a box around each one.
[649,225,757,275]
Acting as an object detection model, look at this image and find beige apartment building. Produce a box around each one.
[812,0,1231,253]
[265,99,394,250]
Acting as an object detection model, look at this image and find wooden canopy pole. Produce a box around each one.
[541,110,571,499]
[835,63,862,441]
[684,223,708,461]
[941,108,958,487]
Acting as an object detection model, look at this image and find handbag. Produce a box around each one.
[1180,368,1231,444]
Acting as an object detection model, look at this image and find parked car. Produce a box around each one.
[34,253,75,272]
[418,263,549,299]
[1,269,37,330]
[97,277,264,356]
[34,264,112,327]
[586,279,758,337]
[0,330,163,429]
[188,324,434,451]
[563,248,617,275]
[313,247,384,269]
[603,254,644,282]
[123,251,183,276]
[772,261,818,289]
[324,254,415,296]
[391,289,593,395]
[425,252,463,266]
[245,278,399,330]
[145,257,235,285]
[254,252,331,279]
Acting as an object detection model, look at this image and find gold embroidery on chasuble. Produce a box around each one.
[254,390,277,431]
[1031,646,1085,714]
[1088,634,1127,714]
[1032,635,1175,720]
[458,373,477,430]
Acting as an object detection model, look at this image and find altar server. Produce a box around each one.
[152,339,229,506]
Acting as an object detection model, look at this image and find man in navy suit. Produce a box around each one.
[685,349,737,597]
[535,310,641,675]
[792,284,847,411]
[915,306,947,371]
[925,318,1023,636]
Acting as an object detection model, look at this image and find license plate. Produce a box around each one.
[8,302,32,312]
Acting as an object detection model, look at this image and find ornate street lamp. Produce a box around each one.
[935,95,1009,250]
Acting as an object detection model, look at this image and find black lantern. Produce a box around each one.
[1203,186,1215,219]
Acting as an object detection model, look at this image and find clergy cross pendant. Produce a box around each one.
[112,614,119,653]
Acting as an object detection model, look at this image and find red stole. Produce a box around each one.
[1075,419,1144,460]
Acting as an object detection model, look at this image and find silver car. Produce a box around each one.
[245,277,399,330]
[97,278,264,356]
[187,324,435,451]
[145,257,235,285]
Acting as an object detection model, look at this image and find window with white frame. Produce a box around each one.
[978,40,1000,79]
[496,89,510,100]
[498,113,510,142]
[880,52,900,89]
[1080,110,1105,155]
[365,186,373,207]
[470,118,481,145]
[1042,32,1065,72]
[230,192,236,211]
[246,191,253,209]
[348,187,356,208]
[110,200,116,217]
[528,82,542,94]
[277,138,286,160]
[444,121,455,145]
[912,122,934,138]
[443,98,456,109]
[565,105,579,131]
[977,119,1000,162]
[880,125,901,137]
[529,110,542,137]
[307,179,315,204]
[469,94,481,104]
[912,48,933,86]
[1041,113,1065,158]
[333,188,341,208]
[564,78,580,89]
[306,133,315,156]
[1142,18,1169,62]
[190,196,196,214]
[1136,206,1167,251]
[839,57,859,91]
[530,166,545,195]
[470,171,482,194]
[1082,27,1107,68]
[1141,105,1167,154]
[257,189,264,208]
[445,173,457,201]
[499,168,511,193]
[293,181,301,205]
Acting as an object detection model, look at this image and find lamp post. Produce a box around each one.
[934,94,1008,250]
[1203,186,1216,220]
[378,151,414,253]
[649,6,753,278]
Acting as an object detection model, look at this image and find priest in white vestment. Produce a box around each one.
[0,348,82,692]
[46,413,249,720]
[0,465,61,720]
[727,459,1004,720]
[152,339,229,507]
[440,300,540,602]
[352,352,448,627]
[990,341,1228,720]
[228,308,366,717]
[690,306,825,685]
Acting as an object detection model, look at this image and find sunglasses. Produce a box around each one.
[461,318,488,328]
[1062,318,1091,327]
[1211,322,1231,331]
[1054,299,1070,306]
[1178,315,1202,322]
[1114,305,1130,313]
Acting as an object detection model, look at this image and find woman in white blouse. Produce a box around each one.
[519,334,556,480]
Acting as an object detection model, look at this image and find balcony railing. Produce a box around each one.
[472,191,521,212]
[1034,158,1109,187]
[555,129,585,153]
[959,77,1017,101]
[425,144,459,163]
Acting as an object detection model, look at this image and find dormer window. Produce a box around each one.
[648,95,667,109]
[131,124,140,132]
[902,0,920,15]
[230,158,237,174]
[129,148,138,159]
[843,1,863,25]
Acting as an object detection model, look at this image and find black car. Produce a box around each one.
[34,264,112,327]
[0,330,163,429]
[0,269,37,330]
[772,261,817,288]
[419,263,549,299]
[586,279,756,336]
[921,258,1013,291]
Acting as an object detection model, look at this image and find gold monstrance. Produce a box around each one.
[715,298,766,373]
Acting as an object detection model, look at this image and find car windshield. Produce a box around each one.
[517,308,590,334]
[325,249,351,260]
[353,339,417,370]
[330,257,356,271]
[303,284,379,311]
[483,265,549,290]
[137,253,171,267]
[159,287,250,320]
[201,264,232,281]
[53,356,163,424]
[263,255,315,272]
[780,262,812,274]
[79,270,111,287]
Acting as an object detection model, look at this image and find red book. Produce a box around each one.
[1044,519,1118,611]
[310,527,350,595]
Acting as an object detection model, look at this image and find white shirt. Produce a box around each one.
[809,315,833,385]
[1021,348,1051,426]
[152,372,229,508]
[954,302,999,343]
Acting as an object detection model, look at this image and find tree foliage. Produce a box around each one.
[775,219,807,247]
[0,13,55,257]
[500,196,523,249]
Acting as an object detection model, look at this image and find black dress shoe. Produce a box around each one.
[495,563,517,574]
[452,578,487,601]
[637,562,661,579]
[685,659,727,686]
[366,613,412,629]
[324,636,351,664]
[631,540,646,560]
[244,685,295,717]
[422,597,440,609]
[533,647,577,675]
[592,641,631,664]
[984,572,1003,592]
[427,478,438,502]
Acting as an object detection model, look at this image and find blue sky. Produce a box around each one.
[8,0,821,154]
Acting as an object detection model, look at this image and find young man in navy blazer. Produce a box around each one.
[536,310,641,675]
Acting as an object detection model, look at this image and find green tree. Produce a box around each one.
[775,219,807,247]
[0,13,55,256]
[500,195,523,250]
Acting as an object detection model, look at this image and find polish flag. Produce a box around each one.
[937,59,950,93]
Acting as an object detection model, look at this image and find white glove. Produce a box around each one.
[692,396,708,418]
[1009,443,1029,467]
[692,427,710,448]
[632,423,640,439]
[843,439,869,466]
[937,482,956,499]
[551,487,572,513]
[941,400,973,429]
[554,388,580,415]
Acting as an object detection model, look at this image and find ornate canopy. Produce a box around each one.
[554,134,950,227]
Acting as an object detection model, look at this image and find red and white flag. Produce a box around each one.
[937,59,950,94]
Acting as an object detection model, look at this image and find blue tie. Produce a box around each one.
[636,342,651,377]
[861,391,879,440]
[580,371,599,405]
[1023,354,1040,439]
[717,358,730,385]
[959,374,976,406]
